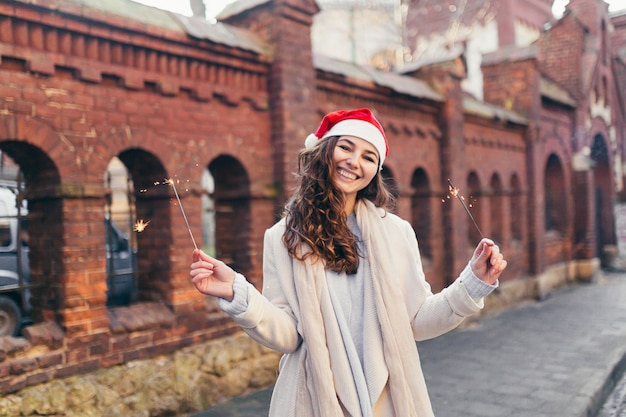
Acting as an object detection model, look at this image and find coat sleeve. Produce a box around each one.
[400,220,484,341]
[223,224,302,354]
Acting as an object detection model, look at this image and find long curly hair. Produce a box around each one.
[282,136,395,274]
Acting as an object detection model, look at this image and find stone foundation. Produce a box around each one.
[0,333,280,417]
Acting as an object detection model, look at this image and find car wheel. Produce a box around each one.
[0,296,21,337]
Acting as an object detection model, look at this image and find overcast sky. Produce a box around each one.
[129,0,626,17]
[132,0,626,20]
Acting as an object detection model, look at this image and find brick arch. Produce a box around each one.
[542,136,571,171]
[88,127,170,183]
[489,172,504,244]
[590,133,616,263]
[466,171,483,246]
[411,168,433,258]
[115,148,172,304]
[544,153,569,266]
[509,173,524,241]
[208,155,252,278]
[545,153,567,233]
[0,140,63,328]
[588,116,611,148]
[411,167,433,259]
[585,118,613,170]
[0,115,75,183]
[410,166,447,290]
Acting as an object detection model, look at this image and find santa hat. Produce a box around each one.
[304,108,388,168]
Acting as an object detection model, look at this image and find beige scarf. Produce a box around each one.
[291,199,432,417]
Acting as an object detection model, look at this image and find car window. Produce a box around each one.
[0,199,13,249]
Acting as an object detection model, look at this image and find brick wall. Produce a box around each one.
[0,0,274,394]
[537,16,586,100]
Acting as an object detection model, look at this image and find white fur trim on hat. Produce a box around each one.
[304,133,319,149]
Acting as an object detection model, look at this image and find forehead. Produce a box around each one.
[337,136,379,155]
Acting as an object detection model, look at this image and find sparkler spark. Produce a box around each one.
[447,179,484,239]
[166,178,198,250]
[133,219,150,232]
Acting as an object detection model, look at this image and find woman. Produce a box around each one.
[190,108,507,417]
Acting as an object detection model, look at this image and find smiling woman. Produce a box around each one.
[189,107,507,417]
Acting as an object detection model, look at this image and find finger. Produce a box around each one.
[190,266,214,278]
[191,259,214,268]
[191,271,214,282]
[474,240,492,261]
[491,258,508,275]
[490,249,502,266]
[193,249,217,263]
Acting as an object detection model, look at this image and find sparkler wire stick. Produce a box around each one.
[168,179,198,250]
[447,179,484,239]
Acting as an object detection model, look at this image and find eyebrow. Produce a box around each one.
[338,137,379,162]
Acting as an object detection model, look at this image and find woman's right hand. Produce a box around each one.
[190,249,236,301]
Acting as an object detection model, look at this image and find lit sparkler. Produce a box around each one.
[133,219,150,232]
[166,178,198,250]
[447,179,484,239]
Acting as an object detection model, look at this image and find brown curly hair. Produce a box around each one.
[282,136,395,274]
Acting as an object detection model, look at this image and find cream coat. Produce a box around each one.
[227,207,484,417]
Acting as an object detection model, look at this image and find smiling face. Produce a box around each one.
[332,136,380,213]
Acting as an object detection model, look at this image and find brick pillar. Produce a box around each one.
[220,0,320,209]
[32,185,111,338]
[525,124,544,274]
[167,190,207,313]
[412,57,469,284]
[438,73,470,284]
[267,0,320,207]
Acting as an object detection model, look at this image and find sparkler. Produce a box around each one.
[447,179,484,239]
[133,219,150,232]
[166,178,198,250]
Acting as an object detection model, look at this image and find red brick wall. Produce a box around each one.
[483,58,538,115]
[462,117,529,280]
[0,0,274,393]
[536,16,586,99]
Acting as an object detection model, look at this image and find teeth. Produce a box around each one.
[338,169,356,180]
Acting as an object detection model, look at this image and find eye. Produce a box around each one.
[338,144,351,151]
[364,155,375,163]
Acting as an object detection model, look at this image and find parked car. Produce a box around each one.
[105,216,137,306]
[0,184,30,337]
[0,184,136,336]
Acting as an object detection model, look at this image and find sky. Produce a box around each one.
[131,0,626,19]
[131,0,236,19]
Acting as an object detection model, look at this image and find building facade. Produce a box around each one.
[0,0,623,414]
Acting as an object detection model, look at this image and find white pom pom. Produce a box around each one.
[304,133,319,148]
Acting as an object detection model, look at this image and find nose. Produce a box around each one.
[346,152,359,168]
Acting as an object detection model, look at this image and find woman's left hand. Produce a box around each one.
[470,238,507,285]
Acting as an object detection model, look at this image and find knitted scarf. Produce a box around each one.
[291,199,433,417]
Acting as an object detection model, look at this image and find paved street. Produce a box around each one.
[597,366,626,417]
[189,270,626,417]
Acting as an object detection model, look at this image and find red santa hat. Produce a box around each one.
[304,108,388,168]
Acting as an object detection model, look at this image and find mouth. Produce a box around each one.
[337,168,358,180]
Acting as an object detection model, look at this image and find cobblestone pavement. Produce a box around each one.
[189,271,626,417]
[597,366,626,417]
